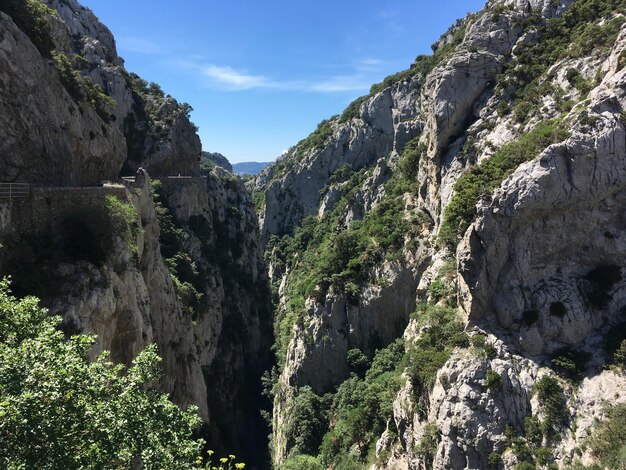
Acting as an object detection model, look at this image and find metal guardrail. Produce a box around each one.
[0,183,29,199]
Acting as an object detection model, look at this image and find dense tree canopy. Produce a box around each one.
[0,278,204,469]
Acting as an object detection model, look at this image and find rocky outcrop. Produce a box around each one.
[0,12,125,185]
[0,0,271,464]
[202,151,233,172]
[255,82,422,245]
[459,30,626,355]
[258,0,626,468]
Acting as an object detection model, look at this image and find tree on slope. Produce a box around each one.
[0,278,204,469]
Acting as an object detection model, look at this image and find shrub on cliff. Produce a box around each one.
[587,403,626,469]
[0,279,205,469]
[439,119,569,249]
[0,0,56,57]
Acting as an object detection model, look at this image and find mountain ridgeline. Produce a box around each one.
[252,0,626,468]
[0,0,271,466]
[1,0,626,469]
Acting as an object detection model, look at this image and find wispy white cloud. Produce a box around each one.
[199,63,377,93]
[167,56,386,93]
[203,65,277,90]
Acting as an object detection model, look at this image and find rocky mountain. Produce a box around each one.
[0,0,271,464]
[2,0,626,468]
[201,151,233,173]
[252,0,626,468]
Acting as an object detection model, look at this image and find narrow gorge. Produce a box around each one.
[1,0,626,469]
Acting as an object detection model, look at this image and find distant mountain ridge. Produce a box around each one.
[232,161,271,175]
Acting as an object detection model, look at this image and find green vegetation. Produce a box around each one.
[497,0,626,124]
[320,340,404,466]
[416,423,439,464]
[293,119,336,156]
[63,194,139,265]
[52,52,116,121]
[439,119,569,249]
[470,333,498,359]
[0,279,206,469]
[605,321,626,370]
[151,180,205,318]
[339,19,469,124]
[485,370,503,391]
[587,403,626,469]
[550,347,591,381]
[427,260,457,305]
[405,304,467,414]
[534,376,567,439]
[269,168,425,363]
[281,341,404,467]
[278,454,324,470]
[0,0,56,57]
[1,0,117,119]
[398,136,425,183]
[284,387,329,457]
[3,194,139,299]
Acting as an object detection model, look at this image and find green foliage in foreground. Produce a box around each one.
[439,119,569,249]
[0,279,204,469]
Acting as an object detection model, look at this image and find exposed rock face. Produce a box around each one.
[0,12,125,185]
[255,82,422,245]
[255,0,626,468]
[202,151,233,172]
[0,0,271,464]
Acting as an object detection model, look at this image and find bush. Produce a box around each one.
[534,376,567,438]
[488,451,503,467]
[284,387,329,457]
[485,370,503,391]
[471,334,498,359]
[587,403,626,469]
[551,347,591,381]
[614,340,626,371]
[398,137,424,182]
[605,321,626,369]
[52,52,117,120]
[346,349,370,377]
[278,454,324,470]
[0,279,204,468]
[406,304,467,412]
[62,195,139,266]
[317,340,404,466]
[1,0,56,57]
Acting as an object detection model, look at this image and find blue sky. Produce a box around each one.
[80,0,485,163]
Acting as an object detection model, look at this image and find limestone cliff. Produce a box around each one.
[0,0,271,464]
[254,0,626,468]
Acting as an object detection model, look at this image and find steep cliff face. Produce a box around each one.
[255,0,626,468]
[0,0,271,464]
[0,10,125,185]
